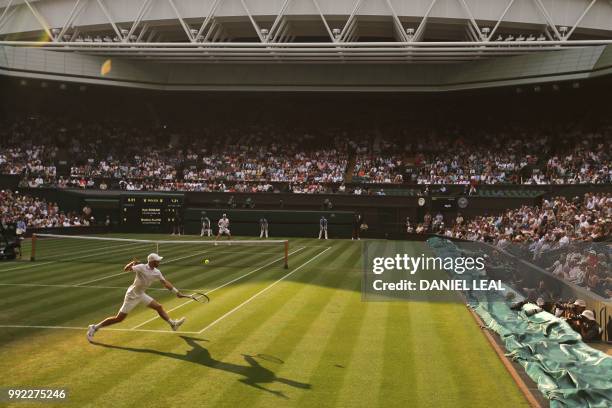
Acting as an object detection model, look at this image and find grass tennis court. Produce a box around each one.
[0,234,528,407]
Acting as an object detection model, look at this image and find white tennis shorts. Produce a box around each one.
[219,227,231,235]
[119,290,154,314]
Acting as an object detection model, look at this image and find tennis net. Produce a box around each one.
[30,234,290,269]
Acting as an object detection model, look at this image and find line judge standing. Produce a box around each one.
[259,217,269,239]
[318,215,328,240]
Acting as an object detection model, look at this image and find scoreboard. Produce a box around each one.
[430,196,457,212]
[120,194,184,231]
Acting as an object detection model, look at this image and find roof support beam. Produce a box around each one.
[567,0,598,40]
[278,24,291,43]
[95,0,123,41]
[56,0,88,43]
[267,0,291,43]
[270,18,287,43]
[311,0,335,42]
[465,24,479,42]
[210,22,224,42]
[23,0,54,40]
[197,0,224,42]
[0,0,16,33]
[456,0,481,40]
[136,22,149,42]
[338,0,364,42]
[239,0,264,42]
[385,0,409,42]
[413,0,438,42]
[126,0,154,42]
[488,0,516,41]
[532,0,562,40]
[167,0,194,42]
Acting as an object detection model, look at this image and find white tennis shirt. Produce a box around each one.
[128,263,165,296]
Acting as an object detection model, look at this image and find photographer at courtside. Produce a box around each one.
[512,297,602,342]
[558,299,602,342]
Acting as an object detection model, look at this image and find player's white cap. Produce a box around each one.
[147,253,163,262]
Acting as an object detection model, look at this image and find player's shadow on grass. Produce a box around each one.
[92,336,310,398]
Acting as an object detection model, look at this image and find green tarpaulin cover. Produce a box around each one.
[428,238,612,408]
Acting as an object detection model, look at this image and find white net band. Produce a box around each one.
[33,233,287,245]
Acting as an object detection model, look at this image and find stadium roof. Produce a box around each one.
[1,0,612,63]
[1,0,612,90]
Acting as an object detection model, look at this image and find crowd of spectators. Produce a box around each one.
[547,248,611,298]
[440,193,610,245]
[1,116,610,193]
[353,125,610,185]
[0,190,92,230]
[1,117,349,192]
[428,193,611,297]
[181,133,347,184]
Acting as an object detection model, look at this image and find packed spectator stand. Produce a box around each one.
[433,193,611,298]
[1,116,610,193]
[439,193,610,244]
[0,189,92,230]
[352,125,610,185]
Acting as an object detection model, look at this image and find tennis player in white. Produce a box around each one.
[215,213,231,242]
[87,253,187,342]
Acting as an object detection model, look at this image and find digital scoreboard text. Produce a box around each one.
[120,195,184,230]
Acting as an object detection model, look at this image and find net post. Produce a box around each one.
[30,233,36,261]
[284,240,289,269]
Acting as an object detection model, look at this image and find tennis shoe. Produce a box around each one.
[169,317,186,331]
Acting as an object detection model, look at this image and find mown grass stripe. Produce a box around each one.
[248,242,364,408]
[334,300,389,408]
[210,243,358,406]
[294,277,365,408]
[379,301,418,406]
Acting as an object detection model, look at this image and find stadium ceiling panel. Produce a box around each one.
[0,0,612,62]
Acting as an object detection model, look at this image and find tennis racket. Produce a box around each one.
[181,291,210,303]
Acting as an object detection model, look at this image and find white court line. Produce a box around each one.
[74,248,213,286]
[0,261,55,274]
[197,246,331,334]
[129,246,306,330]
[0,324,199,335]
[0,242,144,274]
